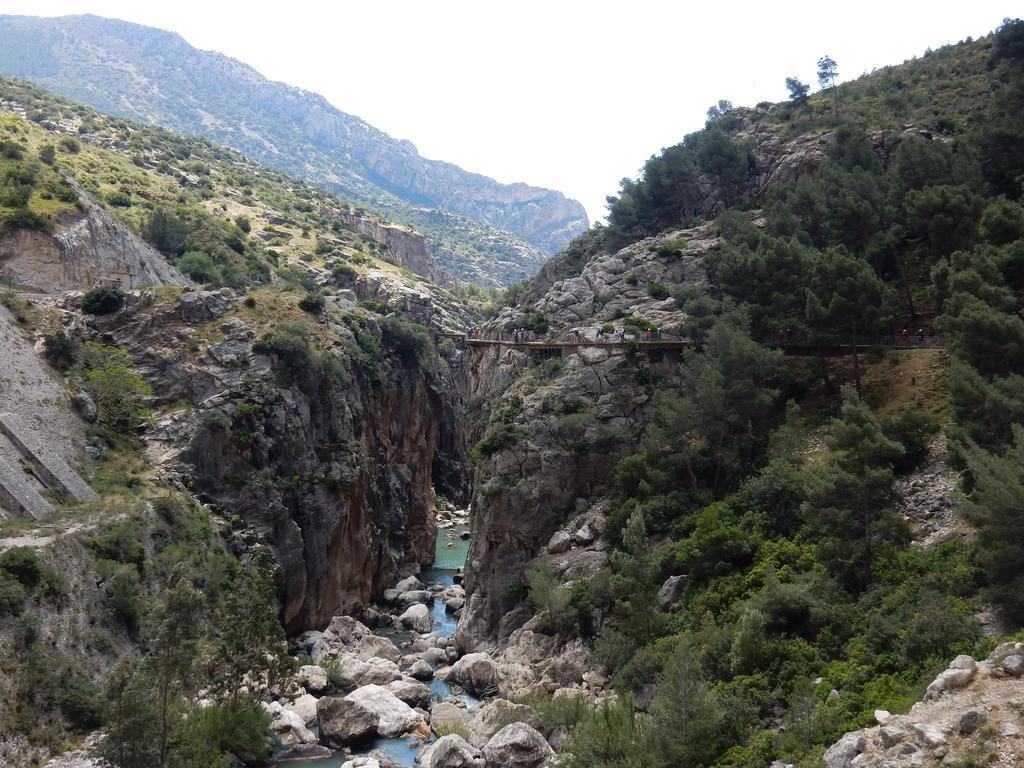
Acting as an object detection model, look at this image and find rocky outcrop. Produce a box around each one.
[821,644,1024,767]
[0,182,186,293]
[335,211,452,287]
[458,227,712,648]
[88,289,468,634]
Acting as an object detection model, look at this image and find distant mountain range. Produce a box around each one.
[0,14,589,284]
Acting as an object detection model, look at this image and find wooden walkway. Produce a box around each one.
[458,337,943,355]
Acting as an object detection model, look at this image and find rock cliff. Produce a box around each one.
[0,183,187,293]
[457,227,715,649]
[87,287,469,633]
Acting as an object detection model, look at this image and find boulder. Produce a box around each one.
[418,734,485,768]
[822,733,865,768]
[296,664,329,694]
[388,678,433,709]
[276,744,333,761]
[285,692,319,726]
[1002,654,1024,676]
[445,597,466,614]
[959,710,984,735]
[546,530,572,554]
[394,575,425,593]
[313,616,402,663]
[409,659,435,680]
[400,590,436,605]
[342,759,380,768]
[449,652,498,697]
[400,603,434,633]
[912,722,946,748]
[430,701,471,733]
[657,575,686,608]
[481,722,554,768]
[346,683,425,738]
[330,654,403,688]
[466,699,542,748]
[318,696,377,746]
[879,725,905,747]
[264,701,317,746]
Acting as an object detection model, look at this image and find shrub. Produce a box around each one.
[43,330,81,371]
[234,215,251,233]
[0,572,27,615]
[76,342,151,431]
[59,136,80,154]
[649,282,670,300]
[105,190,132,207]
[0,546,45,587]
[434,722,471,740]
[82,286,126,315]
[176,251,221,284]
[380,316,433,366]
[298,292,325,314]
[471,423,531,462]
[38,145,56,165]
[57,671,102,729]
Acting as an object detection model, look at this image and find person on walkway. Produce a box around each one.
[656,328,662,341]
[900,328,909,345]
[918,328,925,344]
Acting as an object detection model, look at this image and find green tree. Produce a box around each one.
[960,426,1024,621]
[76,343,152,432]
[802,388,908,590]
[805,249,894,393]
[785,77,810,109]
[817,55,839,115]
[143,206,189,256]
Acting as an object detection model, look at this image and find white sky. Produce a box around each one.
[0,1,1014,222]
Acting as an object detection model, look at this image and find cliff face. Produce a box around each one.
[457,227,715,649]
[0,13,589,280]
[96,288,468,633]
[334,210,453,288]
[0,186,187,292]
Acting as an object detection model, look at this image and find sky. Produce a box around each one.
[0,1,1014,222]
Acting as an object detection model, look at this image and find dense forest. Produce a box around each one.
[517,18,1024,768]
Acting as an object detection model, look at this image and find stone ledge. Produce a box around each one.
[0,453,53,519]
[0,413,98,503]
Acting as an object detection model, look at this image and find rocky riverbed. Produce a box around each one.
[260,514,554,768]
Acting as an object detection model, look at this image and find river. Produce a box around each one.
[280,523,474,767]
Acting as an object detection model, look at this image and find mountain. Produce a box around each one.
[0,13,590,285]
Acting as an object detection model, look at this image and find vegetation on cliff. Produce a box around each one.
[516,19,1024,768]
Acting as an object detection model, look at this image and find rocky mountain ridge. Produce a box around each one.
[0,13,589,283]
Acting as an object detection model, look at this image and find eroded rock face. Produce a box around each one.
[97,294,468,635]
[0,184,186,292]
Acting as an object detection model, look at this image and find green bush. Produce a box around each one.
[0,572,27,616]
[648,282,670,300]
[75,342,151,431]
[176,251,221,284]
[380,316,433,366]
[0,546,45,587]
[43,330,81,371]
[82,286,126,315]
[298,292,325,314]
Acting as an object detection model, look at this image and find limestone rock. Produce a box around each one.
[400,603,434,633]
[465,699,542,748]
[318,696,377,746]
[546,530,571,554]
[424,734,485,768]
[387,678,432,709]
[912,722,947,748]
[264,700,317,746]
[449,652,498,696]
[296,664,329,694]
[314,616,402,663]
[346,683,426,738]
[409,659,434,680]
[430,701,472,733]
[822,733,865,768]
[481,722,554,768]
[285,692,319,726]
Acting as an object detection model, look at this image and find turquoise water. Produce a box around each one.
[277,525,472,766]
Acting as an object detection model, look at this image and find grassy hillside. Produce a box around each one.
[0,75,466,298]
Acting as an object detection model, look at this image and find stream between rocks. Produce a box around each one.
[276,522,476,767]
